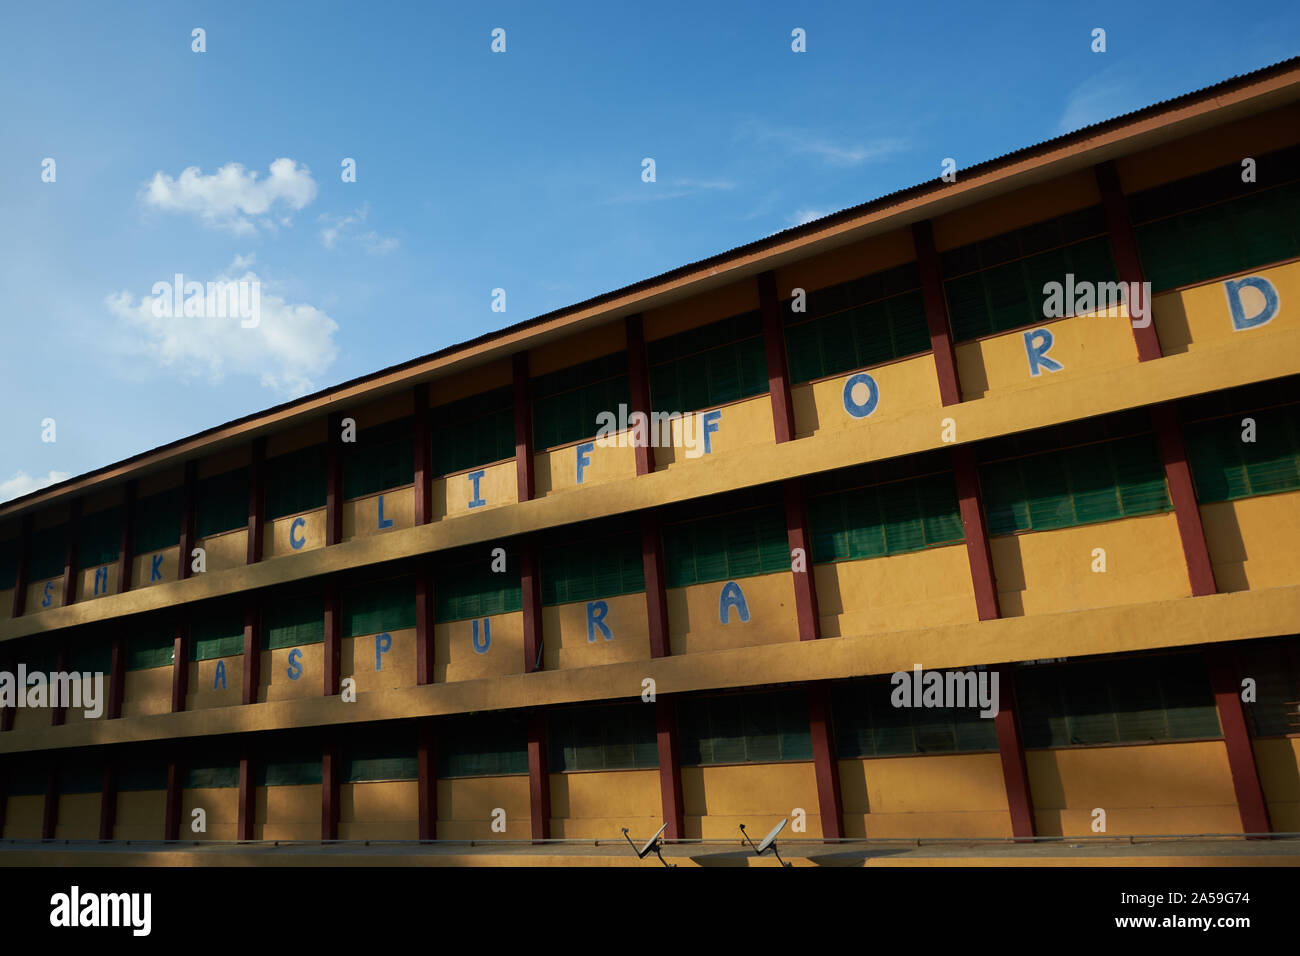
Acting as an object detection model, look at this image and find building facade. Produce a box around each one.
[2,60,1299,850]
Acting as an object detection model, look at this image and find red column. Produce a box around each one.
[527,710,550,842]
[912,219,963,407]
[625,313,655,476]
[117,479,136,593]
[807,683,843,839]
[326,412,344,546]
[247,437,265,564]
[993,667,1036,840]
[61,499,80,607]
[1095,160,1162,362]
[41,765,58,840]
[641,514,671,659]
[324,580,342,696]
[952,446,1001,622]
[785,479,820,642]
[98,761,117,840]
[521,546,543,673]
[242,603,260,705]
[321,741,339,842]
[758,270,796,443]
[163,759,181,841]
[415,560,435,685]
[10,514,31,618]
[656,696,685,840]
[417,721,437,840]
[51,640,69,726]
[107,632,125,719]
[513,352,535,502]
[1151,403,1217,596]
[414,383,433,525]
[1209,646,1271,835]
[237,750,255,841]
[178,462,197,581]
[170,622,189,713]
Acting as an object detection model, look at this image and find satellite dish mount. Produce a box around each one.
[740,818,791,867]
[623,823,675,868]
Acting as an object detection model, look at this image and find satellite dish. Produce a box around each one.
[622,823,675,867]
[739,818,792,867]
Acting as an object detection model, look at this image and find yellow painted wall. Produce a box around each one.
[197,529,247,573]
[261,643,324,702]
[1155,259,1300,355]
[792,353,941,440]
[256,784,321,841]
[114,790,166,840]
[342,627,416,693]
[339,780,419,840]
[0,588,11,619]
[434,460,517,520]
[542,592,652,670]
[2,795,44,839]
[435,612,524,683]
[76,563,117,603]
[10,703,49,732]
[667,573,798,655]
[536,435,638,496]
[652,395,775,470]
[436,774,531,839]
[131,546,178,591]
[26,576,63,614]
[992,512,1189,617]
[1252,737,1300,833]
[549,769,661,839]
[816,544,979,638]
[187,655,243,710]
[55,793,100,840]
[1202,490,1300,593]
[182,787,239,841]
[955,311,1139,402]
[839,753,1011,838]
[1027,741,1240,836]
[122,665,172,717]
[343,486,414,541]
[264,508,327,559]
[681,761,821,839]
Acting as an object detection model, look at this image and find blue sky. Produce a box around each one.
[1,0,1295,501]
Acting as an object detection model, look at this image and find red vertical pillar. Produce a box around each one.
[237,749,255,841]
[414,383,433,526]
[1151,403,1217,597]
[513,352,535,503]
[178,462,197,581]
[41,765,58,840]
[912,219,962,406]
[117,479,136,593]
[11,514,31,618]
[62,499,80,607]
[324,580,342,696]
[785,479,820,642]
[415,561,435,685]
[326,412,344,546]
[527,710,550,842]
[98,761,117,840]
[641,514,670,659]
[321,741,339,842]
[247,437,265,564]
[242,603,260,705]
[953,446,1001,622]
[51,640,69,726]
[417,721,437,840]
[807,684,843,839]
[656,697,685,840]
[170,622,189,713]
[163,759,181,841]
[758,270,796,443]
[993,667,1036,840]
[1209,647,1271,835]
[107,632,125,719]
[625,313,654,477]
[1095,160,1162,362]
[521,546,543,673]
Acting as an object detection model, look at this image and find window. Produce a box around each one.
[0,538,18,590]
[341,725,418,782]
[191,604,244,660]
[256,740,323,787]
[540,528,644,605]
[1237,639,1300,737]
[1185,401,1300,504]
[183,743,241,788]
[549,702,658,771]
[648,310,768,414]
[127,625,174,671]
[434,552,522,622]
[343,418,414,499]
[29,524,67,580]
[832,676,997,757]
[60,756,105,794]
[68,633,112,674]
[263,591,324,649]
[678,689,812,765]
[5,758,49,796]
[941,206,1118,342]
[663,501,787,588]
[265,445,327,520]
[1015,653,1220,748]
[436,711,529,777]
[433,385,515,476]
[133,486,182,554]
[118,753,170,792]
[531,353,630,451]
[1130,145,1300,292]
[196,469,249,538]
[78,508,121,569]
[343,574,416,637]
[784,261,930,383]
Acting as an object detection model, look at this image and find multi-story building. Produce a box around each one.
[2,58,1299,859]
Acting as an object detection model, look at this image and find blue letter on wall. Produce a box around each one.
[587,600,612,642]
[287,647,303,681]
[375,632,391,670]
[1225,276,1279,330]
[151,553,163,581]
[701,410,721,455]
[1024,328,1063,376]
[468,469,487,509]
[289,517,306,550]
[377,494,394,529]
[576,442,594,485]
[42,581,54,608]
[472,618,491,654]
[842,372,880,419]
[93,566,109,596]
[213,659,227,691]
[719,581,750,624]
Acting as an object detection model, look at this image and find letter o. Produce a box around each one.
[842,372,880,419]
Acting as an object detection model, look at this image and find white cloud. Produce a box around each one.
[603,178,738,205]
[142,158,318,234]
[788,208,831,226]
[105,257,339,397]
[738,120,907,167]
[0,470,72,503]
[1056,69,1137,134]
[319,203,398,254]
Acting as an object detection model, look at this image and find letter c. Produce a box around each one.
[289,517,306,550]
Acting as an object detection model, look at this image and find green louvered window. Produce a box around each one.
[127,625,174,671]
[1016,653,1220,748]
[118,755,170,792]
[29,524,67,581]
[436,711,529,778]
[1237,638,1300,736]
[133,486,182,555]
[60,758,106,794]
[343,418,414,499]
[344,574,416,637]
[531,353,630,451]
[341,726,418,782]
[77,508,121,569]
[5,759,49,796]
[434,552,522,622]
[191,604,244,661]
[1185,402,1300,504]
[808,467,964,563]
[941,205,1118,342]
[433,386,516,476]
[184,758,240,789]
[1131,145,1300,293]
[68,634,112,674]
[678,689,812,766]
[263,591,324,649]
[0,538,18,590]
[784,262,930,384]
[549,702,658,772]
[265,445,327,520]
[540,530,644,606]
[979,427,1170,537]
[832,675,998,757]
[648,310,768,414]
[256,742,323,787]
[196,469,249,538]
[663,503,787,588]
